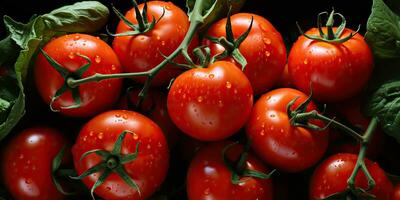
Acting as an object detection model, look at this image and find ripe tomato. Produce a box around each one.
[203,13,286,95]
[187,141,273,200]
[34,33,122,117]
[112,1,198,86]
[310,153,393,200]
[246,88,329,172]
[167,61,253,141]
[118,88,180,147]
[394,184,400,200]
[72,110,169,200]
[288,27,373,102]
[1,127,70,200]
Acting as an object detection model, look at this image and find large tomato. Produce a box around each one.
[1,127,70,200]
[394,184,400,200]
[112,1,198,86]
[288,27,373,102]
[187,141,273,200]
[167,61,253,141]
[310,153,393,200]
[246,88,329,172]
[72,110,169,200]
[34,33,122,117]
[203,13,287,95]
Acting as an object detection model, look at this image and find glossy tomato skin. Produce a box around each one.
[246,88,329,172]
[288,28,373,102]
[1,127,70,200]
[34,33,122,117]
[203,13,286,95]
[72,110,169,200]
[394,184,400,200]
[187,141,273,200]
[167,61,253,141]
[112,1,198,86]
[310,153,393,200]
[118,89,180,147]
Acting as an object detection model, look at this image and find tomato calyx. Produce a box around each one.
[222,142,275,184]
[206,7,253,70]
[40,49,91,111]
[108,0,164,36]
[51,145,76,196]
[296,8,361,43]
[70,130,141,200]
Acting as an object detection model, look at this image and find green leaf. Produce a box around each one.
[186,0,246,32]
[0,1,110,141]
[365,0,400,59]
[42,1,109,33]
[365,80,400,143]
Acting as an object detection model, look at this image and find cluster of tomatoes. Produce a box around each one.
[1,0,400,200]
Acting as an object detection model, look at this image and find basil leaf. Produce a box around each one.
[365,0,400,59]
[42,1,109,33]
[0,1,109,140]
[365,80,400,143]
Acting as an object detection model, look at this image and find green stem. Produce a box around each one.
[326,9,336,40]
[218,37,235,52]
[294,111,364,142]
[347,117,378,192]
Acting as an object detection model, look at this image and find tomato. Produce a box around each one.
[34,33,122,117]
[328,98,384,159]
[246,88,329,172]
[72,110,169,200]
[310,153,393,200]
[394,184,400,200]
[288,27,373,102]
[112,1,198,86]
[187,141,273,200]
[203,13,286,95]
[119,89,180,147]
[1,127,70,200]
[167,61,253,141]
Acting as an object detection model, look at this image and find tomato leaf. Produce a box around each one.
[365,80,400,143]
[365,0,400,59]
[0,1,109,141]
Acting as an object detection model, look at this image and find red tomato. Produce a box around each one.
[328,98,384,159]
[112,1,198,86]
[119,89,180,147]
[203,13,286,95]
[1,127,70,200]
[34,33,122,117]
[72,110,169,200]
[310,153,393,200]
[288,27,373,102]
[394,184,400,200]
[167,61,253,141]
[246,88,329,172]
[187,142,273,200]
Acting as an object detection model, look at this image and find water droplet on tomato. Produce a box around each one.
[265,51,271,57]
[234,89,238,94]
[165,5,171,10]
[303,59,308,64]
[208,74,214,79]
[225,81,232,89]
[95,55,102,63]
[73,35,80,40]
[106,186,111,191]
[156,35,161,40]
[25,179,32,184]
[263,38,271,45]
[19,154,24,159]
[260,129,265,136]
[218,100,223,107]
[197,96,203,102]
[111,65,116,71]
[98,132,104,139]
[161,41,165,46]
[68,52,75,59]
[204,188,210,195]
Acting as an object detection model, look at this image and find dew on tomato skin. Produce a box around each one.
[260,24,268,31]
[147,144,151,149]
[95,55,102,63]
[209,74,215,79]
[89,131,94,136]
[83,135,88,142]
[156,35,161,40]
[19,154,24,159]
[204,188,210,195]
[68,52,75,59]
[225,81,232,89]
[25,178,33,184]
[161,41,166,46]
[265,51,271,57]
[218,100,224,107]
[304,59,309,64]
[165,5,171,10]
[260,129,265,136]
[263,38,271,45]
[73,35,80,40]
[197,96,204,103]
[98,132,104,140]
